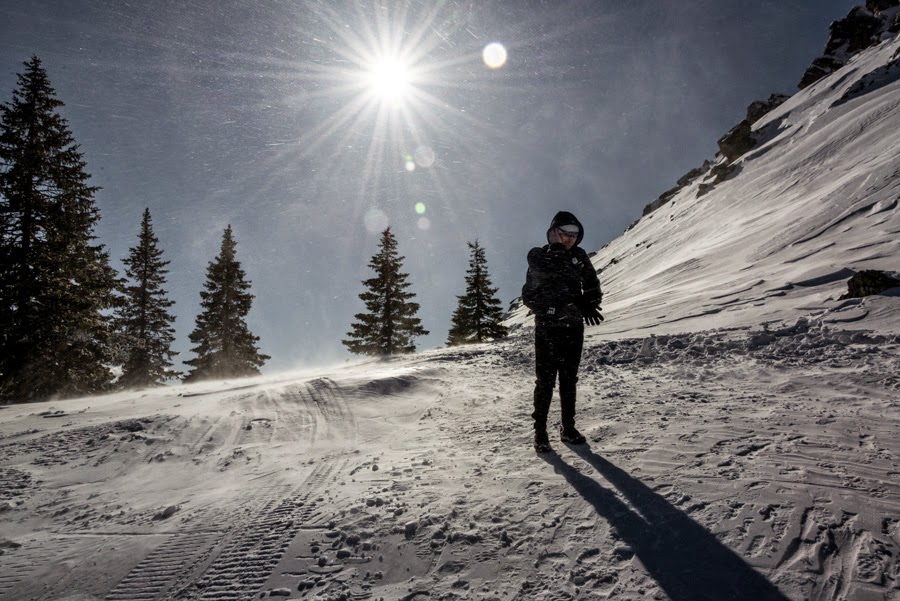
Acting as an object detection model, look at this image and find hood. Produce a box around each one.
[546,211,584,246]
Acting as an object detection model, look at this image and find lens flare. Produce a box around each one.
[417,217,431,230]
[364,207,389,233]
[413,145,436,167]
[290,3,516,211]
[415,202,426,214]
[483,43,508,69]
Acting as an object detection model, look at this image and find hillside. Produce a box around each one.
[508,19,900,341]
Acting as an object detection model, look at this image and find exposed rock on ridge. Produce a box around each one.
[637,2,900,225]
[638,94,788,219]
[717,120,754,164]
[746,94,791,125]
[799,2,900,89]
[641,162,711,217]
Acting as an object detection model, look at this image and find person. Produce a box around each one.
[521,211,603,452]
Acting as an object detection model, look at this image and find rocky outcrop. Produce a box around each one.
[717,120,755,163]
[697,163,738,197]
[639,90,791,216]
[799,3,900,89]
[839,270,900,299]
[677,164,710,187]
[746,94,790,125]
[634,3,900,227]
[641,189,676,218]
[641,162,711,216]
[718,94,790,164]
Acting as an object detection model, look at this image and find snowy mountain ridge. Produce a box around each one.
[506,24,900,342]
[799,1,900,89]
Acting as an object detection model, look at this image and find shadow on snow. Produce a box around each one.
[539,446,791,601]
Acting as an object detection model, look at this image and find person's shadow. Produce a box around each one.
[540,446,791,601]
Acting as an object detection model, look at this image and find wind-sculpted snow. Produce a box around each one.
[2,322,898,601]
[505,33,900,343]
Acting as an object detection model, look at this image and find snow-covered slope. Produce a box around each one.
[1,326,899,601]
[507,32,900,342]
[3,15,900,601]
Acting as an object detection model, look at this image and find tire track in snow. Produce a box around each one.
[161,381,356,600]
[4,379,357,601]
[0,538,79,600]
[96,462,341,601]
[175,461,344,601]
[103,532,219,601]
[93,482,295,601]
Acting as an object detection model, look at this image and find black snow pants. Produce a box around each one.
[533,323,584,432]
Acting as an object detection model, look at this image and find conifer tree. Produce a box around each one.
[343,227,428,356]
[0,56,119,402]
[184,226,268,382]
[116,208,179,388]
[447,240,508,345]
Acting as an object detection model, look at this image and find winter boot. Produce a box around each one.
[559,424,586,445]
[534,428,552,453]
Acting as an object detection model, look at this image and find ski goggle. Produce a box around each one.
[557,227,579,238]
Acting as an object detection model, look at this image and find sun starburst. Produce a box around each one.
[283,3,492,193]
[250,1,538,237]
[368,56,412,100]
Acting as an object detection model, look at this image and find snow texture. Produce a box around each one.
[2,21,900,601]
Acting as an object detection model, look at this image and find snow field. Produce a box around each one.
[2,321,898,600]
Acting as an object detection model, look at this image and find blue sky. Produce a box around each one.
[0,0,860,370]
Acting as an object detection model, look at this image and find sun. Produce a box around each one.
[285,2,511,206]
[368,56,412,100]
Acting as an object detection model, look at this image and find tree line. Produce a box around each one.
[342,228,507,356]
[0,57,269,402]
[0,56,507,403]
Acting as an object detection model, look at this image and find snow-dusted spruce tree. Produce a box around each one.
[343,227,429,356]
[0,56,119,402]
[116,208,180,388]
[183,226,268,382]
[447,240,508,346]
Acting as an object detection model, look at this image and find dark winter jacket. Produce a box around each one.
[521,212,602,328]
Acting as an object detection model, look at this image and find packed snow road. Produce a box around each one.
[1,321,899,601]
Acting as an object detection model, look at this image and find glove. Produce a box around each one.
[576,296,604,326]
[546,243,567,259]
[581,304,604,326]
[541,244,569,271]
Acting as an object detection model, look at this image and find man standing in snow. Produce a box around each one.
[521,211,603,452]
